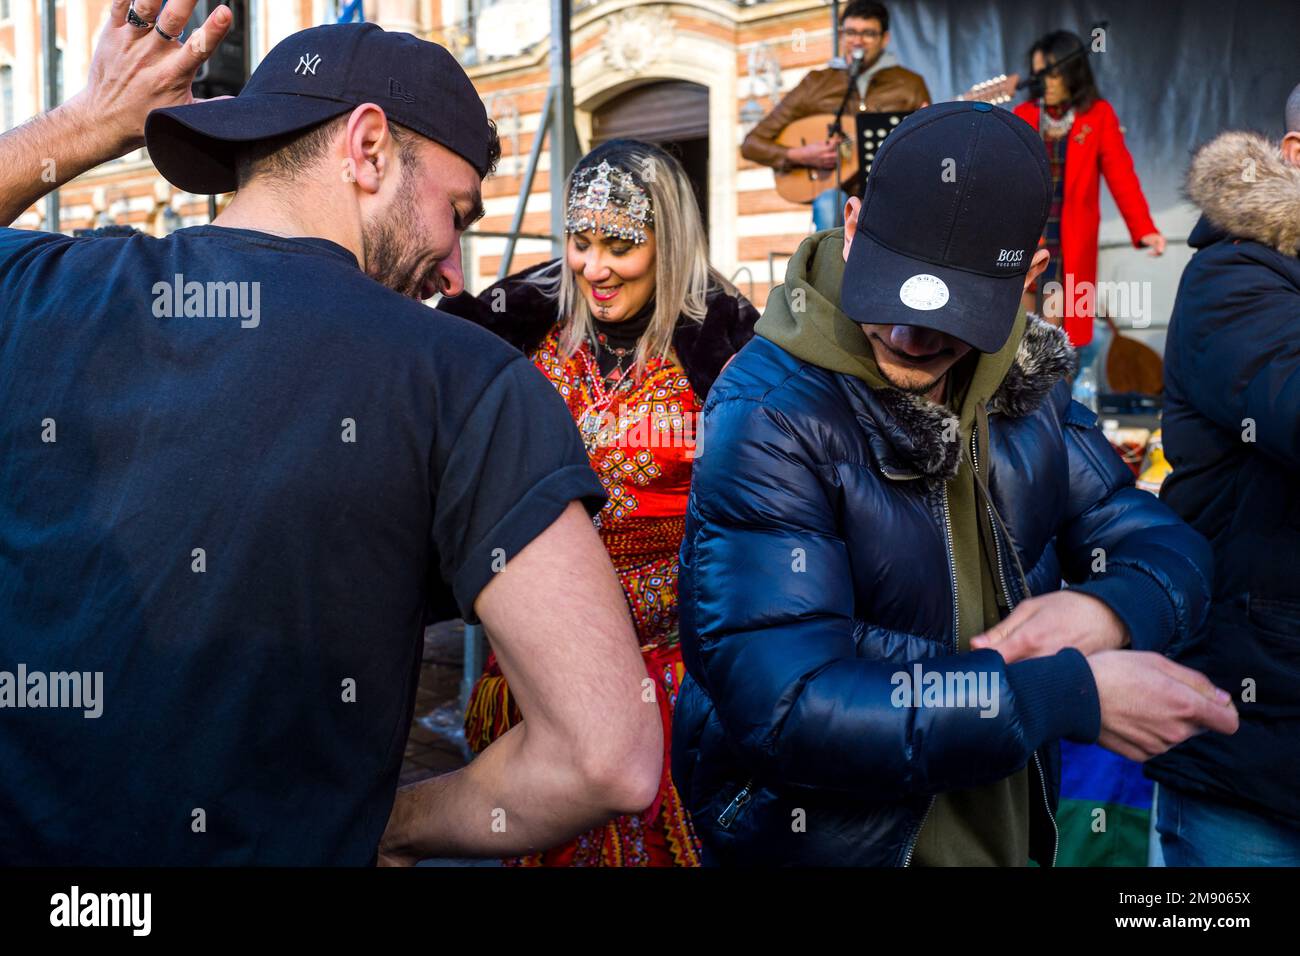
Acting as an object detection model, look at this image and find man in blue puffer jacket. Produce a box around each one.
[673,102,1239,866]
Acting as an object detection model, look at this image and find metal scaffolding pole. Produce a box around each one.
[41,0,59,233]
[829,0,845,69]
[460,0,579,730]
[498,84,554,279]
[548,0,579,258]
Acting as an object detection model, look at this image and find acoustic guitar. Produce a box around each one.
[771,73,1021,204]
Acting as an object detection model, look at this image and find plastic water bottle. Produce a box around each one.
[1074,360,1099,412]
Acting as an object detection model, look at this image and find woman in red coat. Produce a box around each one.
[1014,30,1165,345]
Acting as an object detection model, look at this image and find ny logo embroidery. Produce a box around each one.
[296,54,322,76]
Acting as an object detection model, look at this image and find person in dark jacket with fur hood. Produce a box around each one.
[1145,87,1300,866]
[673,103,1238,867]
[437,138,758,866]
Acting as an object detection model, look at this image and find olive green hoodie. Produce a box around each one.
[756,228,1032,865]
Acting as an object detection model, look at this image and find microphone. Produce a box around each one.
[849,48,865,77]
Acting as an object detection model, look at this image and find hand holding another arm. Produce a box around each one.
[970,589,1128,663]
[973,594,1240,761]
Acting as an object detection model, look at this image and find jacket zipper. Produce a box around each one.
[1031,750,1059,866]
[717,777,755,830]
[902,479,959,865]
[941,480,960,653]
[971,422,1059,866]
[901,796,935,866]
[970,426,1012,607]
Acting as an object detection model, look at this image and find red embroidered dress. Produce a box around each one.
[463,324,703,867]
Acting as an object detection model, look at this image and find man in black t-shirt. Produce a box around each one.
[0,3,660,865]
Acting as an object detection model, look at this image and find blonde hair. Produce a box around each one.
[523,139,734,375]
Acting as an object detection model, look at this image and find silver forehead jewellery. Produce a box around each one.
[565,160,655,245]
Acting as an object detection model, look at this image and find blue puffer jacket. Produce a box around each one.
[1146,132,1300,826]
[673,237,1214,866]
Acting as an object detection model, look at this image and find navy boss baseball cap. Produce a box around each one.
[840,101,1051,353]
[145,22,492,195]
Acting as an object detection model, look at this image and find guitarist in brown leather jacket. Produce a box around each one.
[742,0,930,229]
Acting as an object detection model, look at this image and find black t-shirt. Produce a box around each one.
[0,225,604,864]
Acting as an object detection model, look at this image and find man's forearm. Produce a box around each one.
[0,96,125,227]
[384,720,641,860]
[741,126,792,171]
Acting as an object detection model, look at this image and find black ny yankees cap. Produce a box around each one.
[840,101,1052,353]
[144,22,492,194]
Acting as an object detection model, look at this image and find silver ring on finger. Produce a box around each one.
[155,22,182,42]
[126,4,154,29]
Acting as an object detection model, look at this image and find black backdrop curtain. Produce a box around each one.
[882,0,1300,225]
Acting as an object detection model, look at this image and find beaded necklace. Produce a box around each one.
[1040,102,1076,140]
[576,341,639,456]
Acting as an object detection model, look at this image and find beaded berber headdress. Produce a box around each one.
[565,160,655,245]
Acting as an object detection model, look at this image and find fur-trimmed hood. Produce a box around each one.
[867,314,1077,482]
[1186,131,1300,255]
[756,227,1077,483]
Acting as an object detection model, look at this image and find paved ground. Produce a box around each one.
[399,619,472,787]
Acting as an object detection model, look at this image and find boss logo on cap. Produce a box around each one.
[996,249,1025,268]
[899,274,950,311]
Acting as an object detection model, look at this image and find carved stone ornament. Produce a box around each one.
[601,7,675,74]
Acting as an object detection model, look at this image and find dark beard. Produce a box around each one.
[361,170,427,299]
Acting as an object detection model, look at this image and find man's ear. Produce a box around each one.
[1022,247,1050,292]
[842,195,862,261]
[1282,131,1300,170]
[344,103,396,194]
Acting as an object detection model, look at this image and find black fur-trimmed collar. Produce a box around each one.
[435,260,759,401]
[863,315,1077,481]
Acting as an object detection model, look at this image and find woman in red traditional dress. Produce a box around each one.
[437,139,759,866]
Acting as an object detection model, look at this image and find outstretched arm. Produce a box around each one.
[0,0,232,226]
[1097,102,1161,251]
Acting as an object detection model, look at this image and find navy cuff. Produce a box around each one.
[1071,567,1176,652]
[1005,648,1101,747]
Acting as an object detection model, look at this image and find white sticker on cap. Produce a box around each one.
[898,274,950,311]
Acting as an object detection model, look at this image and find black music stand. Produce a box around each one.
[854,111,914,185]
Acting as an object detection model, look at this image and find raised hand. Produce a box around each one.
[77,0,236,156]
[0,1,233,224]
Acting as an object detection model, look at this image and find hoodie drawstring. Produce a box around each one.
[972,402,1033,606]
